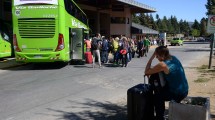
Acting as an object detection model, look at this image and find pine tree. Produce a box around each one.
[132,14,140,24]
[200,18,208,37]
[139,13,147,26]
[206,0,215,15]
[150,14,158,30]
[192,20,200,30]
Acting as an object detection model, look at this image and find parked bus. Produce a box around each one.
[12,0,89,63]
[0,20,11,58]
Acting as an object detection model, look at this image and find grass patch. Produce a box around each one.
[194,78,210,83]
[197,65,215,73]
[198,65,208,70]
[208,69,215,72]
[195,65,215,83]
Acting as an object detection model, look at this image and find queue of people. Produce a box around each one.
[84,33,166,68]
[85,33,142,68]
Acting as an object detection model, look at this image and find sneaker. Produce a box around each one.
[99,65,103,68]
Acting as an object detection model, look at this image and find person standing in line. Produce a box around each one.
[101,36,109,63]
[144,46,189,120]
[117,36,124,65]
[108,37,114,54]
[120,46,127,67]
[130,38,136,58]
[91,33,102,68]
[137,39,143,58]
[127,38,132,62]
[121,37,129,63]
[112,37,119,64]
[84,38,91,52]
[143,36,151,56]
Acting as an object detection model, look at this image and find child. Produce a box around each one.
[120,47,127,67]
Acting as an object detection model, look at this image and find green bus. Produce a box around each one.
[12,0,89,63]
[0,20,11,58]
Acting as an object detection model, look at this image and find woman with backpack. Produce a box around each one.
[91,33,102,68]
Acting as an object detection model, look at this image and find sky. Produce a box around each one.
[136,0,208,22]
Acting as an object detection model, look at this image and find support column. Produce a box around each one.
[0,1,3,19]
[96,10,100,34]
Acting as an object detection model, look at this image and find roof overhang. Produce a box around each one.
[74,0,156,13]
[132,22,159,34]
[116,0,156,13]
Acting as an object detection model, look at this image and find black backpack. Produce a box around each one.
[149,73,166,93]
[91,38,99,50]
[102,39,108,51]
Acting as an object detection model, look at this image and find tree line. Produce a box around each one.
[132,0,215,38]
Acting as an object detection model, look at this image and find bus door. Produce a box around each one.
[70,28,84,61]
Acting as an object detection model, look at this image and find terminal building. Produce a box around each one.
[0,0,159,39]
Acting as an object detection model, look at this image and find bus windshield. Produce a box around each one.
[14,0,58,5]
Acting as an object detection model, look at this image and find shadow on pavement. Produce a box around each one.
[31,62,68,70]
[3,62,68,70]
[45,99,172,120]
[73,65,90,68]
[47,99,127,120]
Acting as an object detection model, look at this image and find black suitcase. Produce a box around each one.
[127,75,154,120]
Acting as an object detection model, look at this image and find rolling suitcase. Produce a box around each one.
[85,52,92,64]
[127,75,154,120]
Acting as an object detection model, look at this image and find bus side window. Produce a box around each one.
[69,1,74,15]
[64,0,72,15]
[74,8,78,19]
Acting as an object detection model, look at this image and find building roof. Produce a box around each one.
[75,0,156,13]
[117,0,156,13]
[132,22,159,34]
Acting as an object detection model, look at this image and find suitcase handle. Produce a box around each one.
[143,75,147,84]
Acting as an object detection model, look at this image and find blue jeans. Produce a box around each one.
[101,50,108,63]
[121,54,127,67]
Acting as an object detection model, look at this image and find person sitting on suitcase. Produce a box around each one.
[144,45,189,120]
